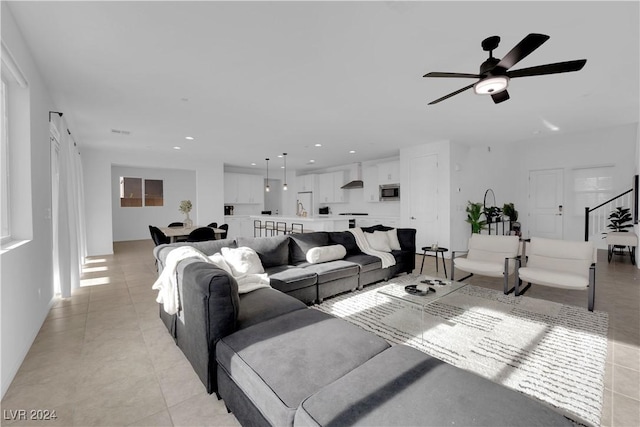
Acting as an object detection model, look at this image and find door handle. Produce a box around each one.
[411,216,416,220]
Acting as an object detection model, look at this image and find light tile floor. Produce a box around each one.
[1,240,638,426]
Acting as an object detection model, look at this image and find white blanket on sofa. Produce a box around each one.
[348,227,396,269]
[152,246,270,315]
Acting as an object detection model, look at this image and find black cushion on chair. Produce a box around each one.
[187,227,216,242]
[149,225,170,246]
[218,224,229,239]
[168,222,184,227]
[207,222,218,228]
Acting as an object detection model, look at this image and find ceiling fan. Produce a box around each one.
[423,33,587,105]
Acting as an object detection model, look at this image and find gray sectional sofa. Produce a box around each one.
[152,226,574,426]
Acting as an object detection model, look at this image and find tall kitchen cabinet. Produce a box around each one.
[378,160,400,184]
[296,174,316,193]
[224,173,264,204]
[363,165,379,202]
[317,171,346,204]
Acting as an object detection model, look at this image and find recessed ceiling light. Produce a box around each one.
[277,155,283,158]
[173,146,181,150]
[251,162,256,166]
[185,136,194,140]
[349,150,356,154]
[281,166,285,169]
[309,159,315,163]
[315,144,322,147]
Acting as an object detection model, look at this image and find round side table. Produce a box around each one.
[420,246,449,278]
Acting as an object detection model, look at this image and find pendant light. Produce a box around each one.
[282,153,288,191]
[265,158,270,192]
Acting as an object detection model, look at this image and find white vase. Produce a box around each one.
[183,212,193,228]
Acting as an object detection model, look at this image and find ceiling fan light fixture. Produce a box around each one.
[474,76,510,95]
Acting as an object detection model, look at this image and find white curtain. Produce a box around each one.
[50,116,86,298]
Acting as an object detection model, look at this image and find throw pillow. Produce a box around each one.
[386,229,402,251]
[366,230,392,252]
[306,244,347,264]
[221,246,265,276]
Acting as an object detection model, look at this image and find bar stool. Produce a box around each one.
[276,222,287,235]
[289,223,304,234]
[254,220,266,237]
[264,220,276,237]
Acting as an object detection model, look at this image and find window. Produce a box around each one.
[573,166,614,215]
[144,179,163,206]
[1,41,31,246]
[119,177,163,207]
[1,79,9,242]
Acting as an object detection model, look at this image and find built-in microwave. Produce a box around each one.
[379,184,400,201]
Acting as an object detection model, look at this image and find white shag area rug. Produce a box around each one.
[313,275,609,426]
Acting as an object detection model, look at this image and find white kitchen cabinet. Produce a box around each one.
[224,216,253,239]
[317,173,332,204]
[317,171,347,203]
[363,165,379,203]
[333,171,346,203]
[378,161,400,185]
[224,174,239,204]
[224,173,264,204]
[296,174,316,193]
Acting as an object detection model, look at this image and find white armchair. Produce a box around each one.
[451,234,521,294]
[515,237,596,311]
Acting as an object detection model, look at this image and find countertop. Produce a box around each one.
[248,215,351,222]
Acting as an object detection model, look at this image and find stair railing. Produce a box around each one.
[584,175,638,241]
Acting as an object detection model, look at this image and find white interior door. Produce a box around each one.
[408,154,438,248]
[528,168,564,239]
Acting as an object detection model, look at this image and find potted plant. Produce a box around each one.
[483,206,502,224]
[604,206,633,234]
[179,199,193,227]
[466,201,487,234]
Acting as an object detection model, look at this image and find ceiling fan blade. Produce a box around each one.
[494,33,550,72]
[491,90,510,104]
[428,83,475,105]
[423,72,482,78]
[507,59,587,78]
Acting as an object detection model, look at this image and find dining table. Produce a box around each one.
[159,226,225,243]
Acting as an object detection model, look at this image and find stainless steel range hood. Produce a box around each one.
[341,163,364,189]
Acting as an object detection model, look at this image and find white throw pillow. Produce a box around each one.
[386,229,402,251]
[366,231,392,252]
[306,245,347,264]
[221,246,265,276]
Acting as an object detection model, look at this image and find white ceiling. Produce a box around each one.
[7,1,639,171]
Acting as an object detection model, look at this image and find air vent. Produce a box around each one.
[111,129,131,135]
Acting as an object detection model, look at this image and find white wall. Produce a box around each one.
[515,124,638,243]
[451,142,520,251]
[399,124,636,256]
[83,147,224,255]
[1,5,56,398]
[111,166,197,241]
